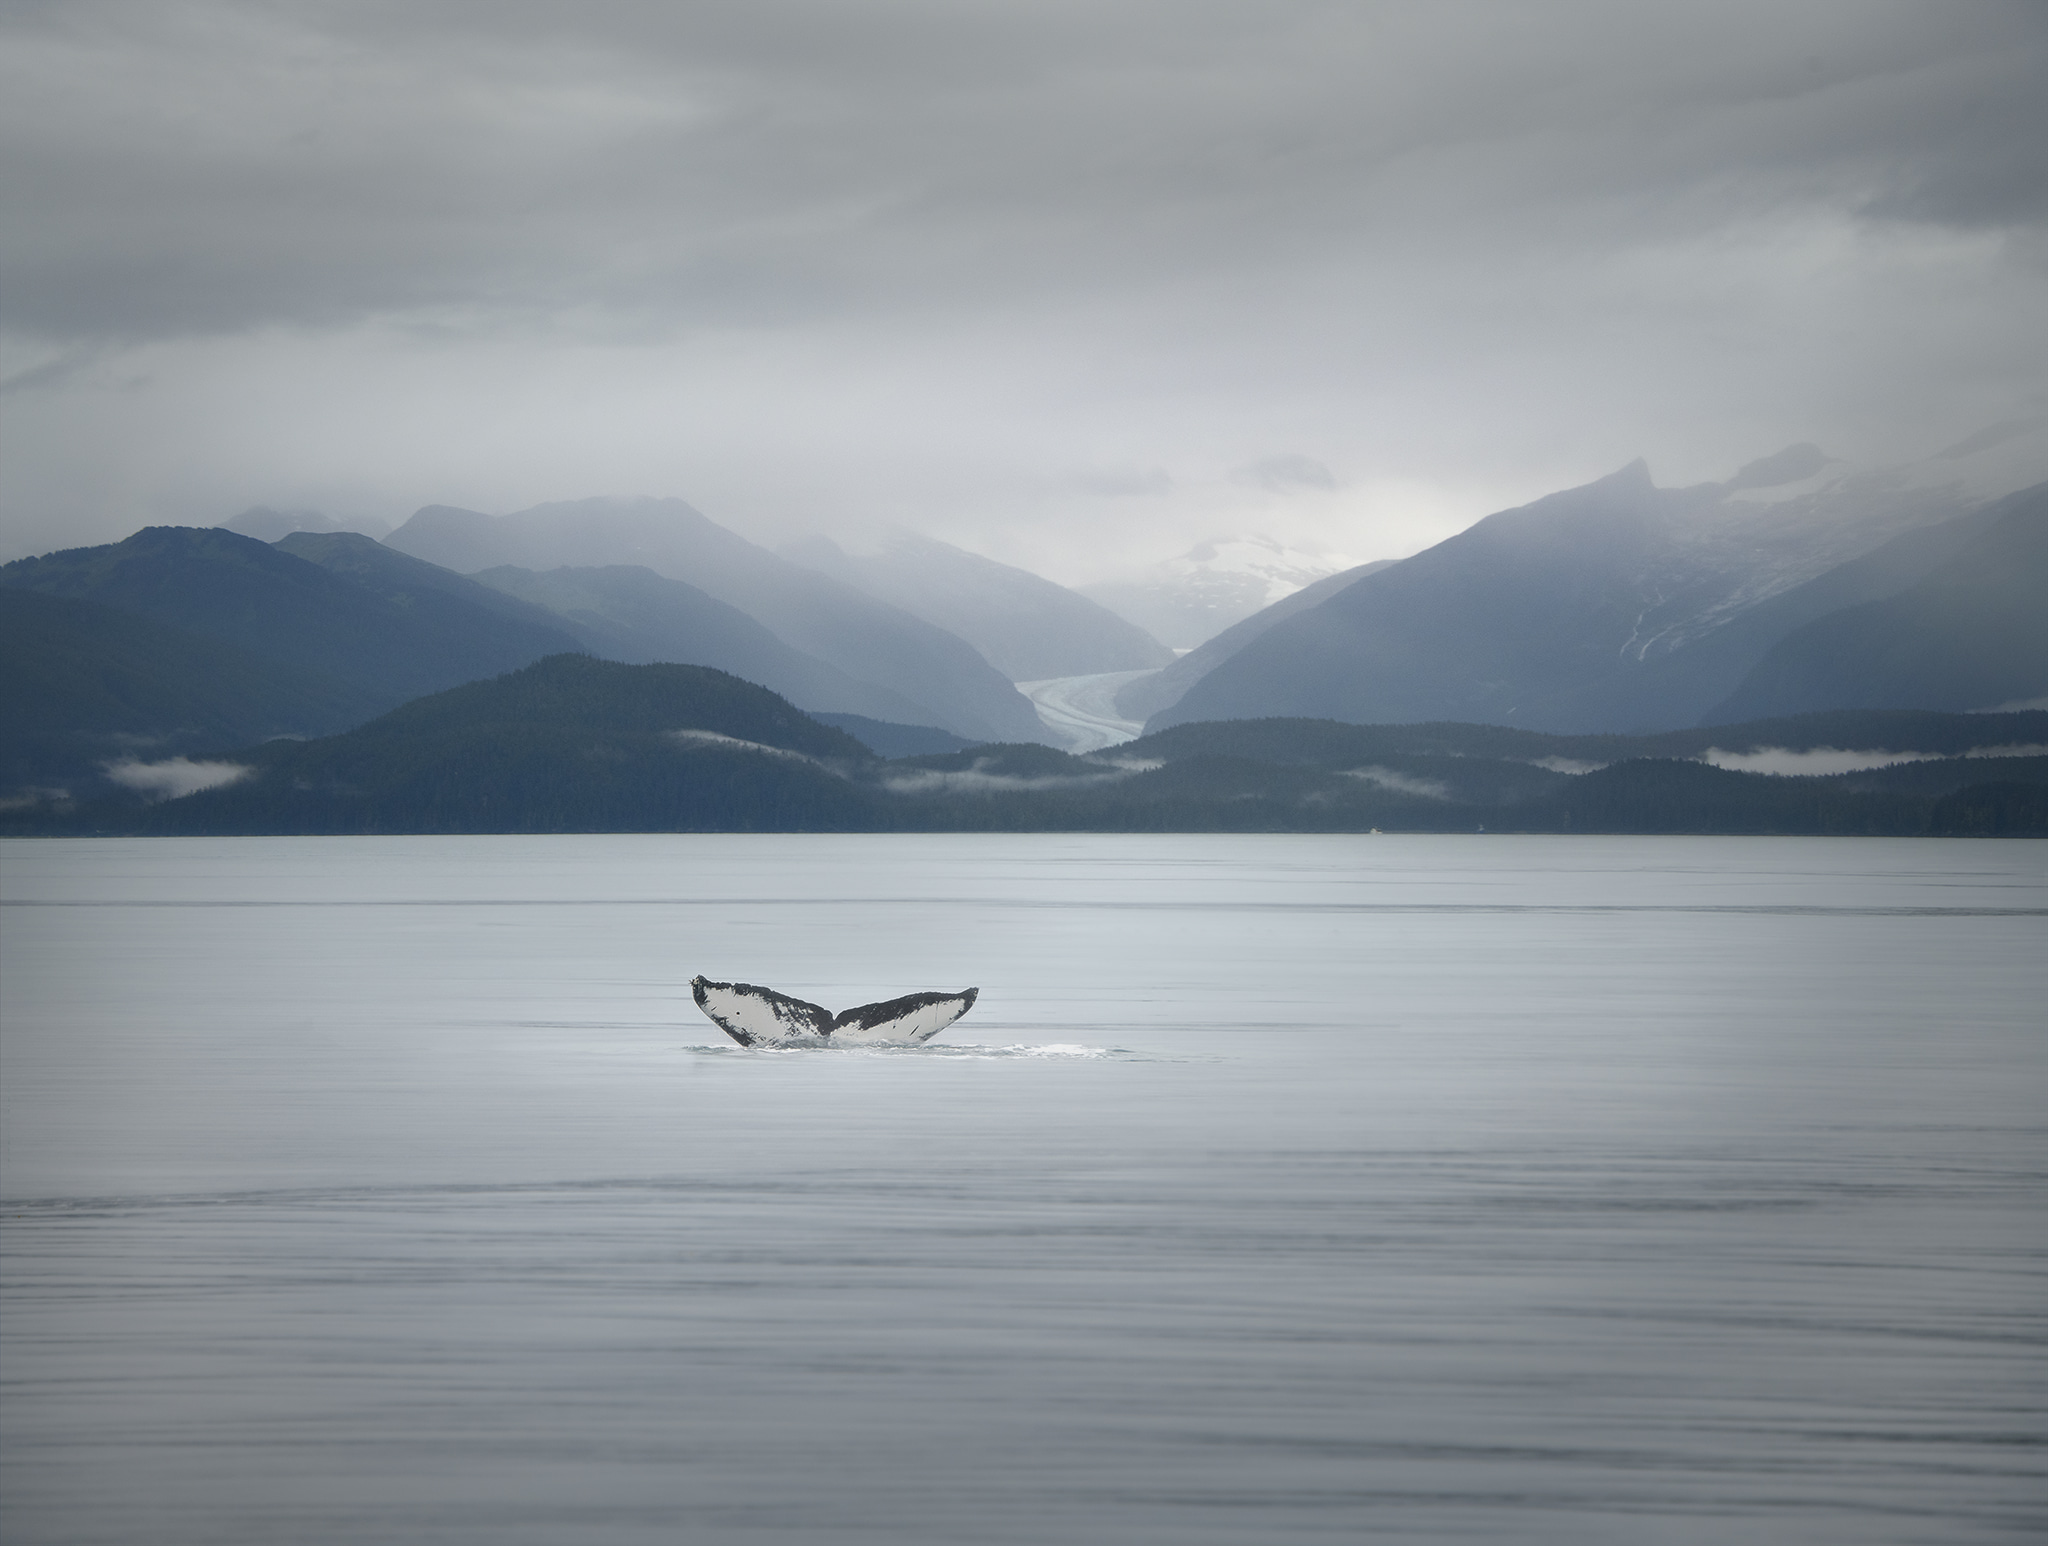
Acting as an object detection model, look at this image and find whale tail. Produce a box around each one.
[691,976,977,1048]
[829,987,979,1045]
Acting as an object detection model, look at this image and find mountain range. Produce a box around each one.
[5,432,2043,815]
[383,496,1045,742]
[1708,488,2048,720]
[0,526,594,801]
[1146,454,2048,735]
[781,532,1173,681]
[1,526,586,709]
[379,549,941,728]
[0,520,1030,800]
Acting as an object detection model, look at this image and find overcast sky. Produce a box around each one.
[3,1,2045,581]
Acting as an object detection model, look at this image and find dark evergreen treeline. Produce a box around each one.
[856,740,2048,836]
[5,656,2041,837]
[0,587,378,795]
[105,656,876,835]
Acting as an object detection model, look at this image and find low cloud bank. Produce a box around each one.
[881,758,1142,796]
[103,758,252,800]
[1703,746,1944,776]
[0,785,70,811]
[1702,743,2048,776]
[668,730,818,764]
[1341,765,1451,800]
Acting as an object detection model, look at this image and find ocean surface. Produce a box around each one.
[2,834,2043,1544]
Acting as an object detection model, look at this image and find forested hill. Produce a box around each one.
[9,656,2042,836]
[81,656,882,835]
[0,587,379,796]
[0,526,585,707]
[349,652,871,757]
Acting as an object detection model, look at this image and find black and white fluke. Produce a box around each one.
[691,976,978,1048]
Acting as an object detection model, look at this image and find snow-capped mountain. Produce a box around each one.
[1147,428,2048,735]
[1707,482,2048,722]
[1080,535,1360,650]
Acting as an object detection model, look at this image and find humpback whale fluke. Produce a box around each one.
[691,976,978,1048]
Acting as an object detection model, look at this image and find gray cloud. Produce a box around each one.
[2,2,2045,568]
[1935,420,2042,461]
[1059,467,1175,499]
[7,2,2042,347]
[0,347,101,396]
[1235,455,1336,493]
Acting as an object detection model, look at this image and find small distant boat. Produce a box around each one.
[691,976,978,1048]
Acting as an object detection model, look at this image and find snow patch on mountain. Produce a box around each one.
[1081,534,1360,649]
[1169,534,1355,608]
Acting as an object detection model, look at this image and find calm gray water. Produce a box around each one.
[2,834,2044,1544]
